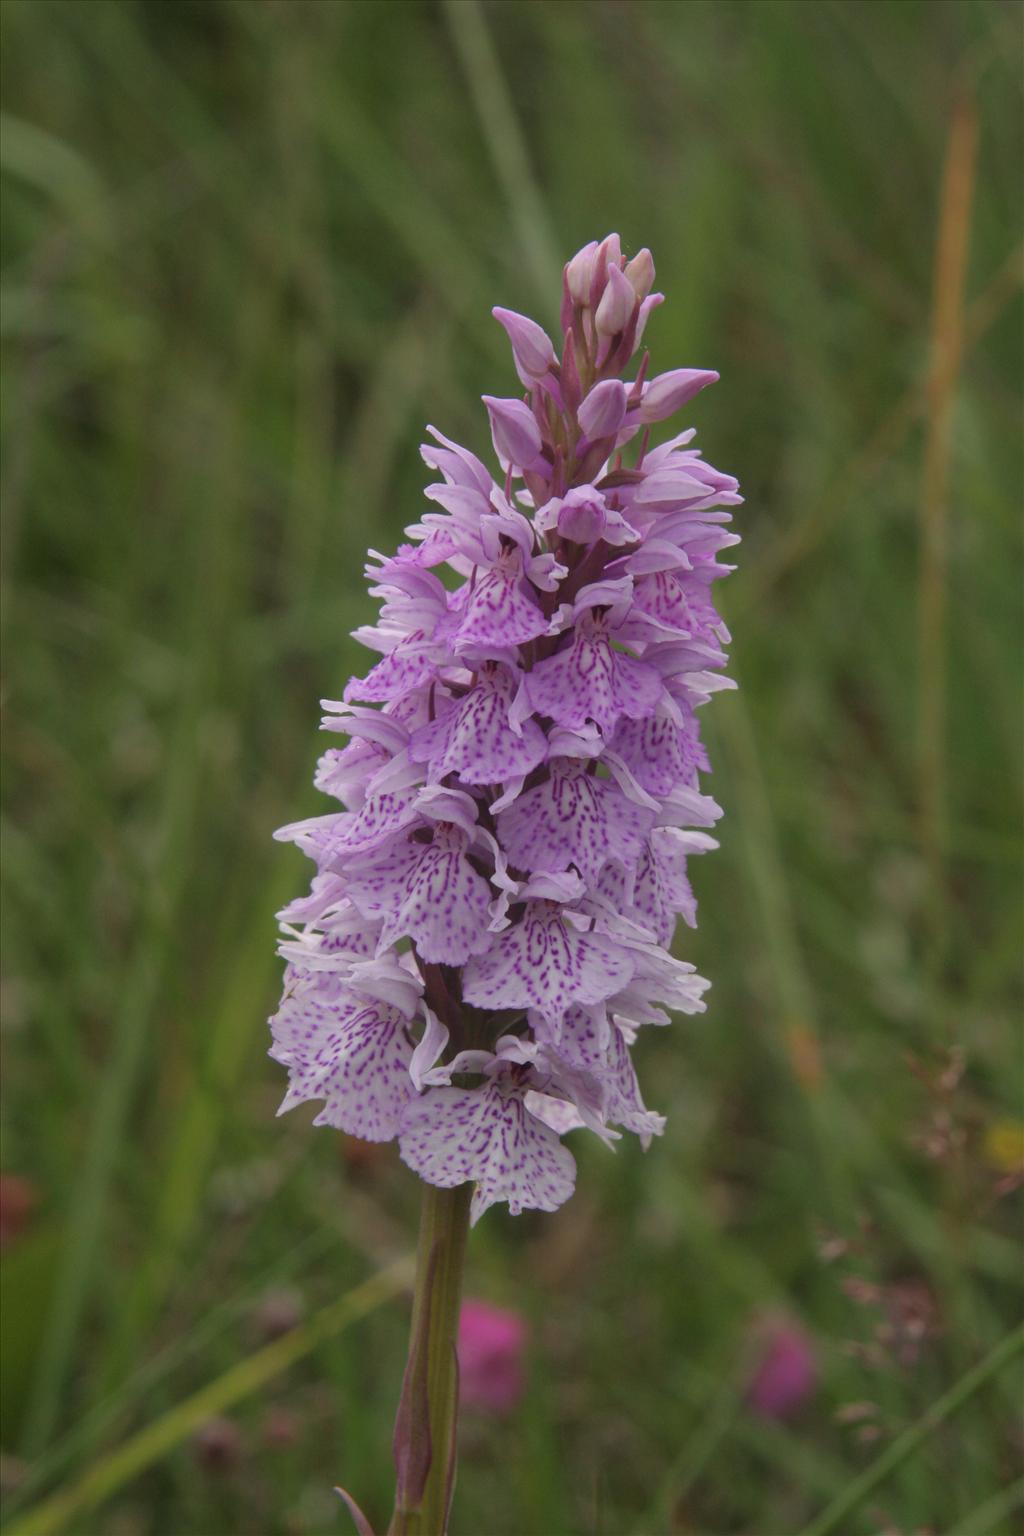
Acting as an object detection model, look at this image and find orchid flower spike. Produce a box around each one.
[271,235,740,1224]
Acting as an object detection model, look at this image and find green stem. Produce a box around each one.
[388,1182,472,1536]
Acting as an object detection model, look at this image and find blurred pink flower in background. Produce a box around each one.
[0,1174,36,1249]
[193,1416,244,1471]
[457,1299,528,1415]
[744,1317,817,1420]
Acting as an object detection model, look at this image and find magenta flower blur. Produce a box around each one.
[745,1318,818,1419]
[457,1299,528,1415]
[271,234,741,1224]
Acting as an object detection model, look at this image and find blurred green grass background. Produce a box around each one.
[1,1,1022,1533]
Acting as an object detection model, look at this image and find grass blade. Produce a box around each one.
[8,1256,413,1536]
[796,1323,1024,1536]
[441,0,562,316]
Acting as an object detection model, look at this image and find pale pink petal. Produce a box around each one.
[392,527,461,568]
[398,1076,576,1220]
[481,396,543,470]
[649,826,717,928]
[610,709,708,797]
[449,566,548,651]
[346,826,495,965]
[496,761,654,884]
[492,306,556,381]
[341,835,419,917]
[346,782,425,846]
[536,1007,663,1146]
[522,1091,585,1136]
[344,953,423,1015]
[344,634,443,704]
[383,828,495,964]
[421,425,495,497]
[415,785,484,837]
[602,1022,666,1146]
[276,873,348,924]
[596,846,670,945]
[518,870,587,904]
[630,568,725,646]
[525,623,662,735]
[462,902,634,1022]
[657,780,723,830]
[270,986,414,1142]
[409,1006,449,1091]
[621,945,711,1018]
[277,905,379,972]
[314,739,391,805]
[409,666,546,785]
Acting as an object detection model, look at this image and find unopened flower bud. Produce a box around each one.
[594,263,635,337]
[597,231,622,274]
[536,486,605,544]
[492,307,556,380]
[624,248,655,300]
[577,379,627,439]
[481,395,543,467]
[565,240,599,305]
[638,368,719,423]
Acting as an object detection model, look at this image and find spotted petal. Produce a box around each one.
[595,828,712,944]
[610,708,708,797]
[631,568,725,645]
[273,781,423,871]
[524,622,661,734]
[344,634,443,704]
[276,873,349,925]
[398,1073,576,1221]
[345,825,495,965]
[496,760,654,884]
[449,566,548,651]
[601,1024,666,1146]
[270,985,415,1142]
[462,901,633,1022]
[409,666,546,785]
[542,1007,665,1146]
[277,903,380,976]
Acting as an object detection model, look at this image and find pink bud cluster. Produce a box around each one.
[271,235,740,1223]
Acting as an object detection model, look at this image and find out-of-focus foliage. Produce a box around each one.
[1,2,1021,1533]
